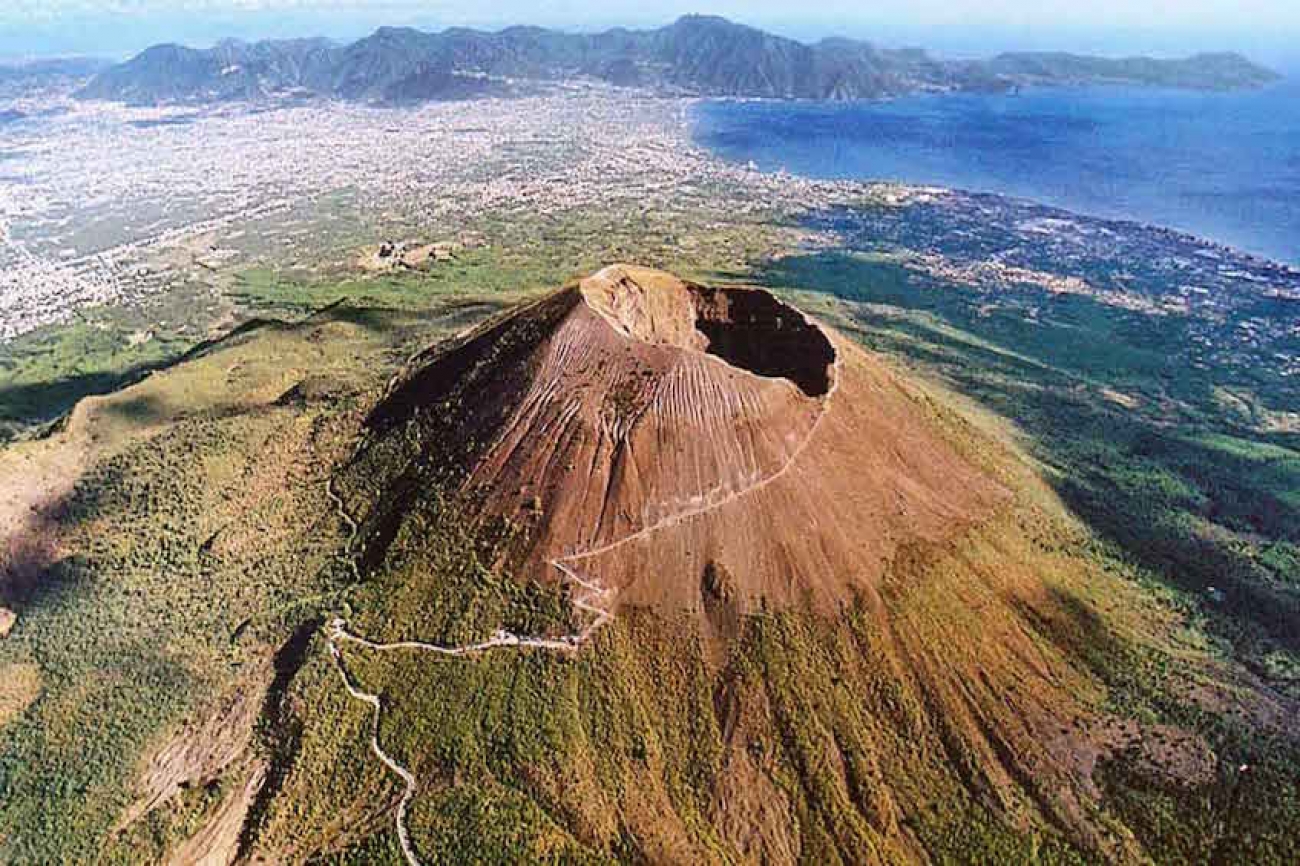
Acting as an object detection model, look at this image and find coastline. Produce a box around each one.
[689,82,1300,269]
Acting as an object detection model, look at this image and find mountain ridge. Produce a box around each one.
[76,14,1281,105]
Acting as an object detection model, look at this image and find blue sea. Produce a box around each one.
[693,81,1300,265]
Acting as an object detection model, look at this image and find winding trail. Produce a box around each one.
[324,335,841,866]
[328,644,422,865]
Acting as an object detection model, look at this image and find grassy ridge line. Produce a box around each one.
[0,332,358,861]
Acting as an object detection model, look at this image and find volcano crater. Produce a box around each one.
[579,265,836,398]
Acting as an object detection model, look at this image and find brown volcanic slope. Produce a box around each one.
[302,266,1264,863]
[355,264,1004,618]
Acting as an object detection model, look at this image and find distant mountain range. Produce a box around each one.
[0,57,109,81]
[0,57,109,95]
[76,15,1281,105]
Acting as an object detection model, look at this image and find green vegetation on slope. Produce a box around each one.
[265,467,1300,862]
[0,309,381,862]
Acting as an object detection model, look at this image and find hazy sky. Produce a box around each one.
[3,1,1298,67]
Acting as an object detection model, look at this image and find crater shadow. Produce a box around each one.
[688,285,836,398]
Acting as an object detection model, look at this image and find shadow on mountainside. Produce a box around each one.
[0,317,290,443]
[0,300,479,443]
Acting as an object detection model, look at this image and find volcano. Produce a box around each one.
[310,266,1235,864]
[349,264,1004,620]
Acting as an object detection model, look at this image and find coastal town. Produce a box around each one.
[815,189,1300,387]
[0,81,856,341]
